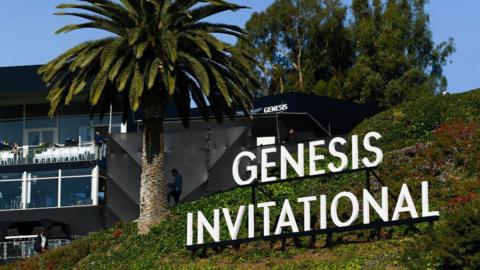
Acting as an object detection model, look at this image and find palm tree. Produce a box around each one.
[40,0,259,234]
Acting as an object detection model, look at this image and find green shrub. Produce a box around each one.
[403,197,480,270]
[352,89,480,151]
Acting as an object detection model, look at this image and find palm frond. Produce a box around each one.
[42,0,259,123]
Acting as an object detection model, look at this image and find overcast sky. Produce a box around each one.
[0,0,478,93]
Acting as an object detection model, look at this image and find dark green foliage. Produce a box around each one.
[239,0,352,96]
[403,198,480,270]
[242,0,455,107]
[352,89,480,152]
[375,119,480,269]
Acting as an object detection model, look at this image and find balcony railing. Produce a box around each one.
[0,142,106,166]
[0,235,73,262]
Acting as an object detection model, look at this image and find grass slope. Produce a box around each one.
[352,88,480,151]
[3,89,480,270]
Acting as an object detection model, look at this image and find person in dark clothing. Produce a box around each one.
[167,169,183,206]
[94,131,106,145]
[286,128,296,143]
[34,227,49,253]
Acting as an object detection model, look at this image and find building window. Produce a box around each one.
[0,173,23,210]
[61,168,93,206]
[27,170,58,209]
[0,167,98,211]
[28,178,58,209]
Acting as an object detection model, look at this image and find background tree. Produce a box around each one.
[344,0,455,107]
[240,0,332,95]
[39,0,259,234]
[305,0,353,97]
[243,0,455,107]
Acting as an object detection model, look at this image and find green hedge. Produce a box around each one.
[352,89,480,151]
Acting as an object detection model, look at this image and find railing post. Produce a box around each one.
[58,169,62,207]
[23,145,28,159]
[91,166,99,205]
[94,144,98,160]
[102,143,107,159]
[26,173,31,207]
[21,171,27,209]
[21,241,25,259]
[3,242,6,261]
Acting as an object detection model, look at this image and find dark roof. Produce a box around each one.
[0,65,46,94]
[253,93,381,135]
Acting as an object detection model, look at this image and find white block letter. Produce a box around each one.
[328,137,348,173]
[352,135,359,169]
[298,196,317,231]
[362,132,383,167]
[258,201,276,236]
[197,209,220,244]
[281,144,305,179]
[363,187,389,224]
[392,184,419,220]
[331,192,359,227]
[248,204,255,238]
[274,200,299,234]
[232,151,257,186]
[422,181,439,217]
[261,148,277,183]
[320,195,327,229]
[309,140,326,176]
[223,206,245,240]
[187,212,194,246]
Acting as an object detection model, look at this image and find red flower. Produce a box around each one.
[112,228,123,238]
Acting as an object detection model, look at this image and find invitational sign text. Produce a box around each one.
[185,132,439,248]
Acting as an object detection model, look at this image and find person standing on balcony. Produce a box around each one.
[94,131,107,160]
[94,131,103,144]
[11,143,19,163]
[34,227,49,253]
[168,169,183,206]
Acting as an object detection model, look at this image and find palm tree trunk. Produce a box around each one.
[138,104,169,235]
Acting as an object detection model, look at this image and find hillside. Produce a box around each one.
[3,89,480,270]
[352,89,480,151]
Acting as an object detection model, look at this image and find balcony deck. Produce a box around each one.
[0,142,106,167]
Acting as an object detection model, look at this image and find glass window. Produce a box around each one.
[28,178,58,209]
[79,126,93,142]
[26,130,57,146]
[0,168,96,211]
[91,114,122,126]
[42,131,55,145]
[25,118,56,129]
[27,131,40,146]
[0,120,23,146]
[27,170,59,209]
[31,170,58,178]
[61,176,92,206]
[0,172,23,181]
[111,126,121,134]
[0,181,22,210]
[59,115,90,145]
[62,168,91,177]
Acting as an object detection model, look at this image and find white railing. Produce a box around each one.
[32,145,95,163]
[0,237,71,261]
[0,142,106,166]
